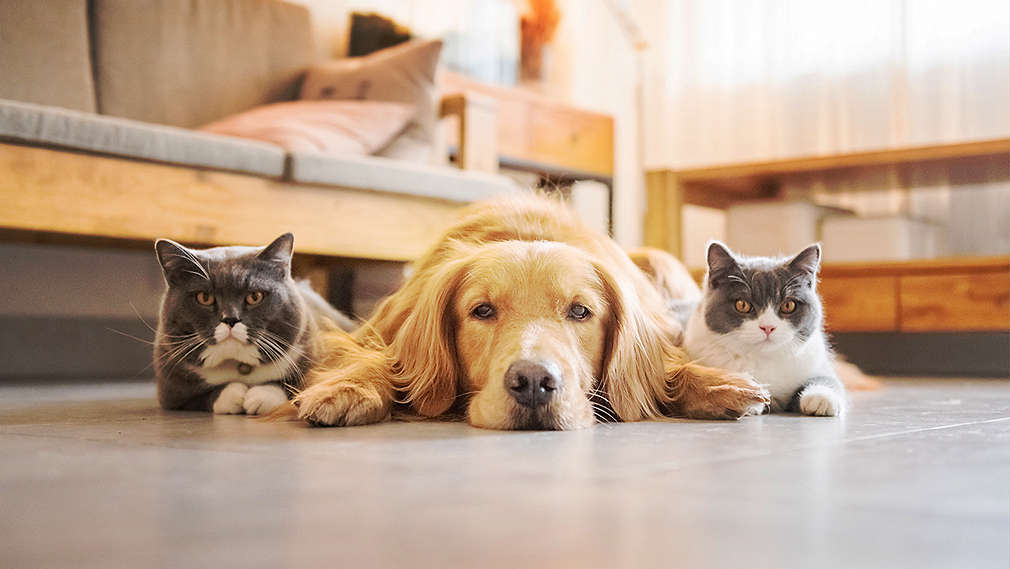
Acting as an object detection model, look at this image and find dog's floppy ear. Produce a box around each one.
[594,260,672,422]
[387,254,469,418]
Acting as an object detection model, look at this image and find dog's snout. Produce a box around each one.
[505,360,561,408]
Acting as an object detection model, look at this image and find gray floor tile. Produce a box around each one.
[1,378,1007,568]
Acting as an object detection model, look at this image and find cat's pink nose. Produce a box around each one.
[759,325,776,337]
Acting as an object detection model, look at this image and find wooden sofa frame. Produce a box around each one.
[0,95,500,294]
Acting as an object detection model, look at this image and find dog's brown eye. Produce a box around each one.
[471,303,496,320]
[568,303,591,321]
[780,299,797,314]
[246,291,264,306]
[734,299,751,313]
[195,292,215,306]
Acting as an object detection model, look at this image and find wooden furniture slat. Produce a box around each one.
[689,256,1009,279]
[643,170,684,256]
[0,143,464,262]
[441,71,615,177]
[440,93,499,174]
[820,256,1010,278]
[820,276,899,332]
[673,138,1010,183]
[900,273,1010,332]
[526,104,615,178]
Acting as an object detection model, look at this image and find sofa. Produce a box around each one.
[0,0,513,275]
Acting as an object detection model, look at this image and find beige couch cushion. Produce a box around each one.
[0,0,96,112]
[300,40,444,164]
[92,0,316,128]
[288,151,517,202]
[0,99,287,177]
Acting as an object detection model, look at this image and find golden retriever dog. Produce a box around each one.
[290,194,770,430]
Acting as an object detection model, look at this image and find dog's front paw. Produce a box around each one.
[799,385,845,417]
[681,372,770,420]
[212,382,248,414]
[294,381,390,427]
[243,384,288,415]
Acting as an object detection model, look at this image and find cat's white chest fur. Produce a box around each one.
[685,308,834,408]
[194,322,301,386]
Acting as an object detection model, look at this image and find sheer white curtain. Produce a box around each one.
[641,0,1009,167]
[640,0,1010,257]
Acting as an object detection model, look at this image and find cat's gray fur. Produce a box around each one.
[154,233,354,413]
[683,242,846,416]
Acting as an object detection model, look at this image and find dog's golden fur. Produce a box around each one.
[628,246,702,305]
[292,194,769,430]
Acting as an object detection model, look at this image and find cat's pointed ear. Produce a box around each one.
[257,233,294,270]
[155,239,208,285]
[788,243,821,276]
[706,241,739,287]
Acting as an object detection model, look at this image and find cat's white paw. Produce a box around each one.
[212,382,248,414]
[799,385,845,417]
[243,384,289,415]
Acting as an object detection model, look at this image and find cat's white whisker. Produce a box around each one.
[106,327,156,345]
[163,337,209,378]
[128,302,161,335]
[252,333,304,386]
[155,335,204,364]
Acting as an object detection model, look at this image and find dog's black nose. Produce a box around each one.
[221,317,240,326]
[505,360,562,408]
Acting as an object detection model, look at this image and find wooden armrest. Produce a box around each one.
[439,92,498,173]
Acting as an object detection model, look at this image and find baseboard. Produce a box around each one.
[0,316,154,381]
[3,317,1006,380]
[832,332,1010,377]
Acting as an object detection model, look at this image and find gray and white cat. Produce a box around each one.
[154,233,353,414]
[684,241,846,416]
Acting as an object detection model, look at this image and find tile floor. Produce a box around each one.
[1,378,1008,568]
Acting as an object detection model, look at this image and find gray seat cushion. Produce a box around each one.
[0,99,286,177]
[288,151,518,202]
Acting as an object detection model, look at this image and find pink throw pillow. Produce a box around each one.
[200,100,414,156]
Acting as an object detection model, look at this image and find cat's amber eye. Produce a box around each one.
[245,291,265,306]
[780,299,797,314]
[195,292,215,306]
[734,299,751,313]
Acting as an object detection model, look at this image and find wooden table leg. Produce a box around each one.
[644,170,684,258]
[292,255,331,297]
